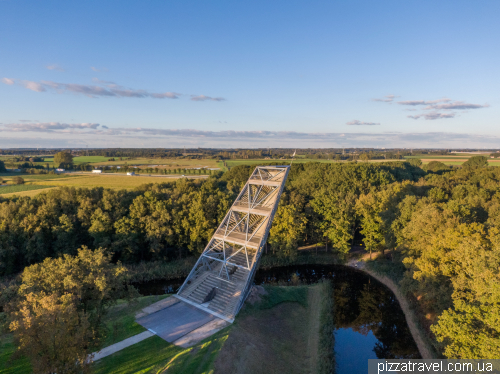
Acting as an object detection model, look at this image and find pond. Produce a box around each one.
[134,264,421,373]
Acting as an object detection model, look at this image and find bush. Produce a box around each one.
[12,176,24,185]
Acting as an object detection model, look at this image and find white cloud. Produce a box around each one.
[1,122,101,132]
[191,95,225,102]
[424,101,489,110]
[22,80,46,92]
[1,78,15,85]
[373,95,490,120]
[408,112,456,120]
[372,94,398,103]
[46,64,65,72]
[397,98,451,106]
[2,77,224,102]
[346,120,380,126]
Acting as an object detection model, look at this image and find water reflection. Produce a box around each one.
[135,264,420,372]
[255,264,421,372]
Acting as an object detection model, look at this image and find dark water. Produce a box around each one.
[135,264,420,373]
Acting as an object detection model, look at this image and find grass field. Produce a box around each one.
[0,185,54,195]
[403,154,500,166]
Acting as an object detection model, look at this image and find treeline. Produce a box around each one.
[0,162,422,276]
[361,164,500,358]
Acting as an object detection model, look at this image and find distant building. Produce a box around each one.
[55,168,65,172]
[126,172,135,176]
[92,169,102,174]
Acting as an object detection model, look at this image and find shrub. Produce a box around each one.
[12,176,24,185]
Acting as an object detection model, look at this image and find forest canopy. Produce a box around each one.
[0,160,499,358]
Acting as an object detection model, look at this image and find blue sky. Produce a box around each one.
[1,0,499,148]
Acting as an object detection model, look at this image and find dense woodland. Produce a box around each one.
[1,158,499,360]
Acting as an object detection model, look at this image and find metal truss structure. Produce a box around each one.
[175,165,290,322]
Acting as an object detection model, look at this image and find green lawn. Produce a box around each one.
[0,185,54,195]
[94,331,229,374]
[0,334,32,374]
[100,295,169,348]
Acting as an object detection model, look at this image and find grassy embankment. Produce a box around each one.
[214,283,334,374]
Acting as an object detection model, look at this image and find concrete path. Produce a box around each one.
[135,296,180,319]
[92,330,154,361]
[137,300,215,342]
[91,297,231,362]
[173,317,230,348]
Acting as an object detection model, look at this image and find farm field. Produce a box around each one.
[0,172,209,197]
[403,154,500,166]
[33,174,187,190]
[88,157,219,168]
[0,184,54,195]
[224,158,339,167]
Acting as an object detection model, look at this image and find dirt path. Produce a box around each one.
[349,261,436,359]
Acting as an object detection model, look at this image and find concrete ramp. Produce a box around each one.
[136,300,215,343]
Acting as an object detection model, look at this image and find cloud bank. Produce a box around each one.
[1,123,498,148]
[2,122,103,132]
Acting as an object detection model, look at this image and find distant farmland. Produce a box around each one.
[0,184,54,195]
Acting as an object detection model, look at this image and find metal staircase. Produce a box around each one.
[175,165,290,322]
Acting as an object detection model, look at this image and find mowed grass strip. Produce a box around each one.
[0,184,54,195]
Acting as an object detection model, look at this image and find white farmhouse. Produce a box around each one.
[92,169,102,174]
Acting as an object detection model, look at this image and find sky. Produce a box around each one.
[1,0,499,149]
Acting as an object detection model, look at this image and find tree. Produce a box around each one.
[269,205,307,258]
[425,161,449,172]
[12,247,136,346]
[12,176,24,185]
[359,153,370,161]
[0,177,3,184]
[462,155,488,169]
[356,192,385,259]
[9,293,93,374]
[0,160,6,172]
[407,158,422,167]
[54,151,74,168]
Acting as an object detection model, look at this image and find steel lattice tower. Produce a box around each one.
[175,165,290,322]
